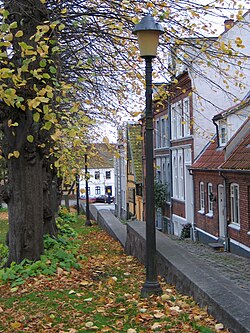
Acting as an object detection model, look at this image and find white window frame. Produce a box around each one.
[156,119,161,148]
[179,152,184,200]
[198,182,205,214]
[176,102,182,138]
[95,186,101,195]
[183,97,190,137]
[206,183,213,217]
[161,118,166,147]
[219,121,227,146]
[230,183,240,225]
[171,104,177,140]
[172,153,178,198]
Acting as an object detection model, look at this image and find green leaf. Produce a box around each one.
[39,59,47,67]
[27,135,34,143]
[49,66,57,74]
[33,112,40,122]
[9,21,17,29]
[44,121,52,130]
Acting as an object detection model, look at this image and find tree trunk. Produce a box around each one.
[43,165,58,236]
[6,152,44,265]
[2,0,50,265]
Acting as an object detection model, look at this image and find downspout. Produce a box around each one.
[189,168,197,241]
[167,93,174,234]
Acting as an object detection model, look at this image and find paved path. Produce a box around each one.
[89,206,250,333]
[167,235,250,294]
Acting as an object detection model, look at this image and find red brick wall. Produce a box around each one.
[193,171,223,237]
[172,199,185,218]
[193,170,250,249]
[225,172,250,248]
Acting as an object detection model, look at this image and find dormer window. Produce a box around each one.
[219,122,227,146]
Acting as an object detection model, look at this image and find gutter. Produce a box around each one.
[189,167,250,173]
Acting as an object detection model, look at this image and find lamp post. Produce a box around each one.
[133,13,164,297]
[84,153,92,226]
[76,174,80,215]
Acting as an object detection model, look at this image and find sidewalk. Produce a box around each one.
[167,234,250,294]
[90,206,250,333]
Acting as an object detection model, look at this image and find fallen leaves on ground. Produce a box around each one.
[0,222,230,333]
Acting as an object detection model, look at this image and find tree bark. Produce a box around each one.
[6,151,44,265]
[2,0,50,265]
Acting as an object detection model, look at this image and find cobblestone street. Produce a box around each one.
[167,235,250,294]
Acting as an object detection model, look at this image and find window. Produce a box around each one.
[207,183,213,216]
[183,98,190,137]
[219,121,227,146]
[173,155,178,198]
[106,171,111,179]
[95,171,100,180]
[179,154,184,199]
[176,102,182,138]
[161,118,166,147]
[199,182,205,213]
[230,183,240,224]
[95,186,101,195]
[156,119,161,148]
[171,105,177,139]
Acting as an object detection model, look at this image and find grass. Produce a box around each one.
[0,212,229,333]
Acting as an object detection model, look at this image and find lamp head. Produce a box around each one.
[133,14,164,58]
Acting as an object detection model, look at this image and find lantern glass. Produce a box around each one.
[136,30,160,58]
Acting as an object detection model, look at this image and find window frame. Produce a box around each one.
[94,171,100,180]
[219,121,227,146]
[206,183,213,217]
[183,97,190,137]
[106,170,111,179]
[230,183,240,225]
[199,182,205,214]
[95,186,101,195]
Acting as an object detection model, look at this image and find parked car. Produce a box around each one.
[95,194,114,203]
[79,195,96,203]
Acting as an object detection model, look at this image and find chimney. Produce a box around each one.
[224,19,234,31]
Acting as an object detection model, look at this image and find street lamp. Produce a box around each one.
[84,153,92,226]
[133,13,164,297]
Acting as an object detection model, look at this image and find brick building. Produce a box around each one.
[191,108,250,258]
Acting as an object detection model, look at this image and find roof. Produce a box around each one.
[192,139,225,169]
[221,131,250,170]
[212,98,250,121]
[127,124,143,183]
[192,118,250,171]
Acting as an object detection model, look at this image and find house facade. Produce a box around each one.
[160,12,250,237]
[126,123,143,221]
[114,128,127,219]
[79,144,115,198]
[169,72,195,236]
[191,103,250,257]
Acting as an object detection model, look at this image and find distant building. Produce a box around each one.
[79,144,115,198]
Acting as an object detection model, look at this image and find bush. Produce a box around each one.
[0,210,81,287]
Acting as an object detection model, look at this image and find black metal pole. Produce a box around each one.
[76,174,80,215]
[141,56,162,297]
[85,153,92,226]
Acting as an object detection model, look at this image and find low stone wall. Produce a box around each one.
[125,221,250,333]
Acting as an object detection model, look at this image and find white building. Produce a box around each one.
[79,144,115,198]
[169,12,250,236]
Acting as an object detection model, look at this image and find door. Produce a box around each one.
[218,185,225,238]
